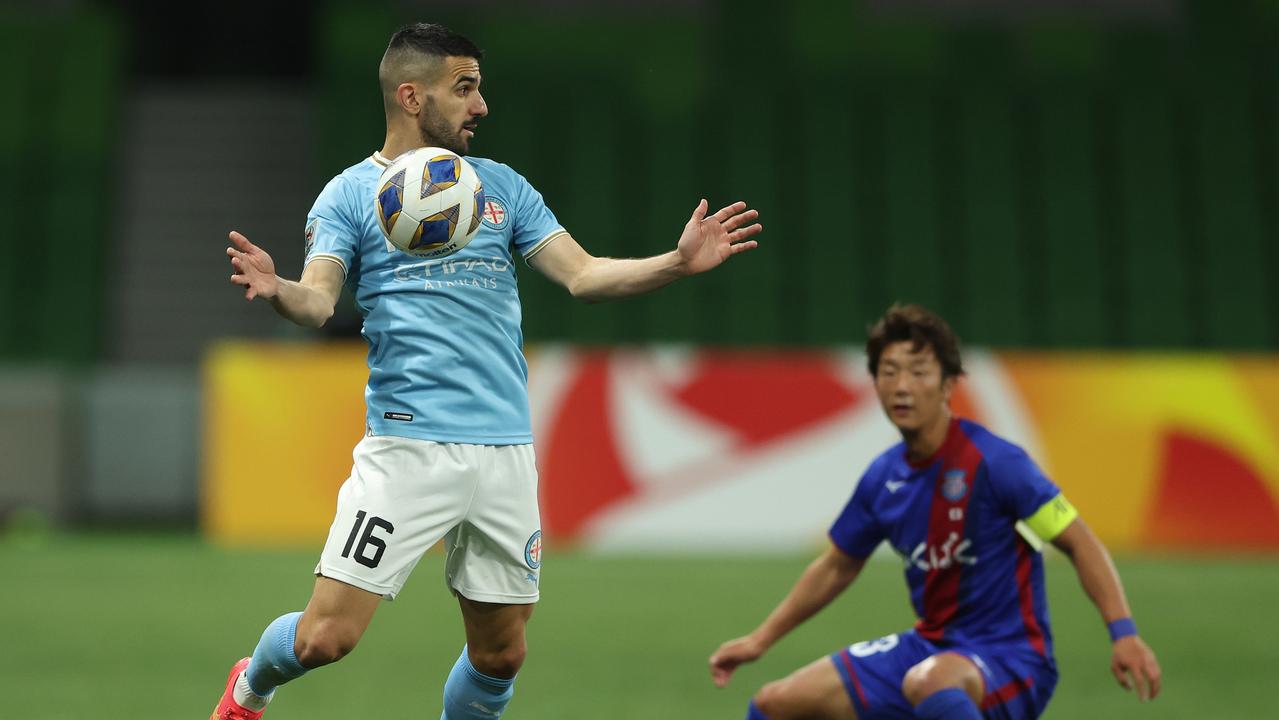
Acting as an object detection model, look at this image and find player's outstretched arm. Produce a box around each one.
[527,199,761,302]
[709,544,864,688]
[226,231,342,328]
[1051,518,1162,702]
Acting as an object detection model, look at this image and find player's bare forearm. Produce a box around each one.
[1052,519,1132,623]
[567,252,686,302]
[1053,519,1162,700]
[269,277,337,328]
[752,545,865,650]
[529,200,761,301]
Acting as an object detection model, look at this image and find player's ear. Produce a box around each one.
[397,83,421,115]
[941,374,956,402]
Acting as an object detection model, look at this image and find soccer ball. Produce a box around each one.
[375,147,484,258]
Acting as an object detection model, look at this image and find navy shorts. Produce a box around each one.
[829,630,1058,719]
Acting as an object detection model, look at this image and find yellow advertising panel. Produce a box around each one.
[202,342,368,545]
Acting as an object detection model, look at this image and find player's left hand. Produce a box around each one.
[1111,635,1161,702]
[676,199,762,275]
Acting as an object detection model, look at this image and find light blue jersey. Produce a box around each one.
[304,151,566,444]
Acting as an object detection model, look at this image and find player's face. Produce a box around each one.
[874,341,954,434]
[419,56,487,155]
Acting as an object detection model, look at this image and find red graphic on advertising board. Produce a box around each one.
[1144,429,1279,550]
[539,351,880,537]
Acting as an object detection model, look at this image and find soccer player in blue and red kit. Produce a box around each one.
[709,304,1161,719]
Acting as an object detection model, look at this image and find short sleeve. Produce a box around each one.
[304,177,362,278]
[988,447,1076,541]
[828,475,885,558]
[508,171,566,260]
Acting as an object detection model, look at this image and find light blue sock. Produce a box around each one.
[915,687,982,720]
[441,646,516,720]
[245,612,308,697]
[746,700,770,719]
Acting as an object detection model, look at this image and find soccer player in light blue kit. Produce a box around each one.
[709,305,1161,720]
[210,23,762,720]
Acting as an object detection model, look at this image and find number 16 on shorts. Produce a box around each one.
[342,510,395,569]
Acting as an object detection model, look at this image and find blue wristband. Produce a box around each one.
[1107,618,1137,642]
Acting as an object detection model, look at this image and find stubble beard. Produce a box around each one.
[418,98,467,155]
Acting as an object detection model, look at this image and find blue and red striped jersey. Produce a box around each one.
[829,418,1063,658]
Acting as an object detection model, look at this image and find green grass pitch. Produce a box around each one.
[1,533,1273,718]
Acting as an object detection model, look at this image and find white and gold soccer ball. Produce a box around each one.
[375,147,484,258]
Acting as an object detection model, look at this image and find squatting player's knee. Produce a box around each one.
[295,620,362,668]
[753,679,798,719]
[469,643,527,679]
[901,658,982,707]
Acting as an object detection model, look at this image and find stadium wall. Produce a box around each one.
[313,0,1279,351]
[203,343,1279,553]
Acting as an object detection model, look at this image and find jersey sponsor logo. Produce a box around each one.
[384,412,413,422]
[525,530,542,569]
[392,256,511,291]
[481,196,508,229]
[942,469,968,501]
[908,531,977,571]
[304,218,318,256]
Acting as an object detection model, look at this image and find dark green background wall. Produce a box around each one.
[0,8,123,363]
[316,1,1278,350]
[2,1,1276,361]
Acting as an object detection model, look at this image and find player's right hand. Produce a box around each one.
[709,635,766,688]
[227,230,279,301]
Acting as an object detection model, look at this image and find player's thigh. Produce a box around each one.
[446,443,542,604]
[457,595,534,650]
[317,435,474,600]
[756,655,858,720]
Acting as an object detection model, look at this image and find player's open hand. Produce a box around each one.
[709,634,767,688]
[1111,635,1161,702]
[227,230,280,301]
[677,199,762,276]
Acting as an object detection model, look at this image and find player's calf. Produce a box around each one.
[294,614,365,668]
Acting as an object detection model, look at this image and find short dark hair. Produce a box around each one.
[865,304,965,379]
[385,23,484,63]
[380,24,484,112]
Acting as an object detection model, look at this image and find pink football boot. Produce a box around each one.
[209,658,266,720]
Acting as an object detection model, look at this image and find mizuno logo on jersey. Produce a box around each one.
[908,532,977,571]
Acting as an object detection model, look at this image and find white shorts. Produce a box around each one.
[315,434,542,603]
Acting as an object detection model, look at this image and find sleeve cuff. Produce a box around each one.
[305,254,349,280]
[522,229,568,261]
